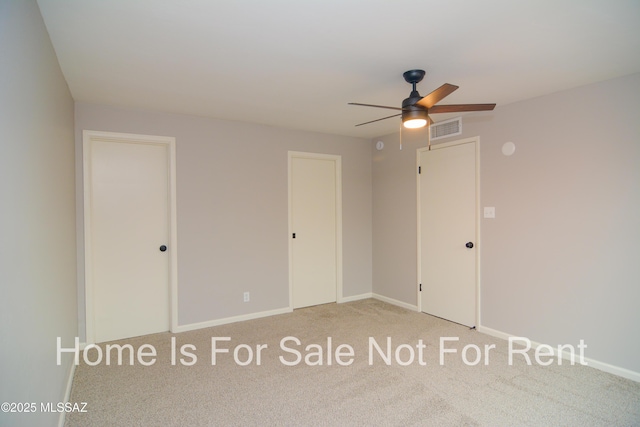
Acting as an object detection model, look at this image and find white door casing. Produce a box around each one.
[288,152,343,309]
[417,137,479,327]
[83,130,178,344]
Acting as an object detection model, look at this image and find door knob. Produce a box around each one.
[465,242,474,249]
[159,245,167,252]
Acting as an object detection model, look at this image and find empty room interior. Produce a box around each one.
[1,1,640,426]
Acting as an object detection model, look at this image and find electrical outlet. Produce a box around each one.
[243,292,250,302]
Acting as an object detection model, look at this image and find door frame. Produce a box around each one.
[416,136,481,326]
[287,151,343,309]
[82,130,178,345]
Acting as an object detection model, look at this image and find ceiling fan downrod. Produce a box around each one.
[403,69,426,98]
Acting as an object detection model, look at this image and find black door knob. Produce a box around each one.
[159,245,167,252]
[465,242,474,249]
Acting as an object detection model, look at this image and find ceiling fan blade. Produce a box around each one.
[416,83,459,109]
[348,102,405,111]
[355,113,402,127]
[429,103,496,114]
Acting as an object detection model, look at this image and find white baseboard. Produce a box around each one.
[339,292,373,303]
[172,306,293,334]
[58,358,76,427]
[372,293,419,312]
[477,325,640,383]
[583,356,640,383]
[83,295,374,342]
[175,294,416,333]
[476,325,510,341]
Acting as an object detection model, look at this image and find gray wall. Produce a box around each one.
[0,1,77,426]
[75,104,373,333]
[372,72,640,374]
[372,137,421,305]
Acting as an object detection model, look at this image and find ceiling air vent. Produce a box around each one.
[430,117,462,141]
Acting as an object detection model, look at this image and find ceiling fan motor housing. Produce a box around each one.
[402,95,428,123]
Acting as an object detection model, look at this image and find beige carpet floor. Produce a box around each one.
[65,299,640,426]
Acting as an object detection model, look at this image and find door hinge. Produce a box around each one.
[418,166,421,174]
[419,283,422,291]
[292,233,296,239]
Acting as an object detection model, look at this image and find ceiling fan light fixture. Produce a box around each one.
[402,108,428,129]
[403,118,427,129]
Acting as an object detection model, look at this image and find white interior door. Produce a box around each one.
[419,138,477,327]
[84,132,173,343]
[289,153,341,309]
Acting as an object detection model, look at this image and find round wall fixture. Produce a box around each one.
[502,141,516,156]
[376,141,384,151]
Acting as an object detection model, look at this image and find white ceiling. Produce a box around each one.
[37,0,640,139]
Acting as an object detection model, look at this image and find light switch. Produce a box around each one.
[484,207,496,218]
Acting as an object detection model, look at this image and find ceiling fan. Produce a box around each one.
[349,69,496,128]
